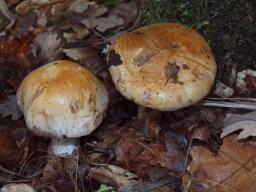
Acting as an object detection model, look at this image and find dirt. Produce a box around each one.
[0,0,256,191]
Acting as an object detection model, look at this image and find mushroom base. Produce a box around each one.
[48,138,79,156]
[137,105,162,120]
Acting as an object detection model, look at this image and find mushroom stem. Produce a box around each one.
[137,105,146,119]
[137,105,162,121]
[48,138,79,157]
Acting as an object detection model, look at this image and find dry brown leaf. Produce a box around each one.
[0,9,10,32]
[0,124,28,166]
[11,11,37,38]
[67,0,90,13]
[137,140,185,172]
[61,24,89,42]
[33,30,62,62]
[89,164,138,189]
[119,180,175,192]
[0,95,22,120]
[62,47,104,74]
[144,118,161,139]
[81,14,124,32]
[192,126,210,141]
[221,111,256,139]
[109,1,138,27]
[16,0,62,15]
[185,134,256,192]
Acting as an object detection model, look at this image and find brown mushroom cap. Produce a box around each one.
[17,60,109,138]
[108,23,216,111]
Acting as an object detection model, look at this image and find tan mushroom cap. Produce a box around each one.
[17,60,109,138]
[108,23,216,111]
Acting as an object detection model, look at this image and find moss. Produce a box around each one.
[141,0,209,30]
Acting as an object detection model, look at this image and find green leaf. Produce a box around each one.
[95,184,116,192]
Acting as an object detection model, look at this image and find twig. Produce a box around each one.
[183,124,198,174]
[207,97,256,101]
[0,176,31,183]
[130,0,145,30]
[200,100,256,110]
[0,166,24,177]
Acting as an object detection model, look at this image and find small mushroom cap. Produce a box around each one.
[17,60,109,138]
[1,183,36,192]
[108,23,217,111]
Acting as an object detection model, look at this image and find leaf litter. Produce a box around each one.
[0,0,256,191]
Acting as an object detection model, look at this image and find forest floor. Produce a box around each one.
[0,0,256,191]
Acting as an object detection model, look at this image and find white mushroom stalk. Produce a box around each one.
[48,138,79,156]
[17,60,109,156]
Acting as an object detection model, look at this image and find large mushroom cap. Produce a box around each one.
[17,60,109,138]
[108,23,216,111]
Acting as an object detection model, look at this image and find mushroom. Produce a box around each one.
[107,23,216,115]
[17,60,109,156]
[1,184,36,192]
[0,183,36,192]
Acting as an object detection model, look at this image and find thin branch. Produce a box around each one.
[200,100,256,110]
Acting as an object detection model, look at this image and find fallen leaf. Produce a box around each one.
[144,118,161,139]
[0,95,22,120]
[0,125,23,166]
[119,179,176,192]
[81,14,124,32]
[67,0,90,13]
[185,134,256,192]
[62,47,104,74]
[16,0,62,15]
[89,164,138,189]
[115,134,144,162]
[61,24,89,42]
[33,30,62,63]
[85,3,108,17]
[192,126,210,141]
[0,0,15,22]
[137,140,185,172]
[109,1,138,27]
[11,11,37,38]
[0,10,10,32]
[221,111,256,139]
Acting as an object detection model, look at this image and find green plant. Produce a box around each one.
[141,0,209,30]
[95,184,116,192]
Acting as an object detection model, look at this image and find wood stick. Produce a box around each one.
[200,99,256,110]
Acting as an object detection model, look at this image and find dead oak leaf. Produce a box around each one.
[16,0,62,15]
[81,14,124,33]
[137,140,185,172]
[89,164,138,189]
[33,31,62,62]
[185,134,256,192]
[109,1,138,27]
[62,47,104,74]
[221,111,256,139]
[0,95,22,120]
[60,24,90,42]
[67,0,91,13]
